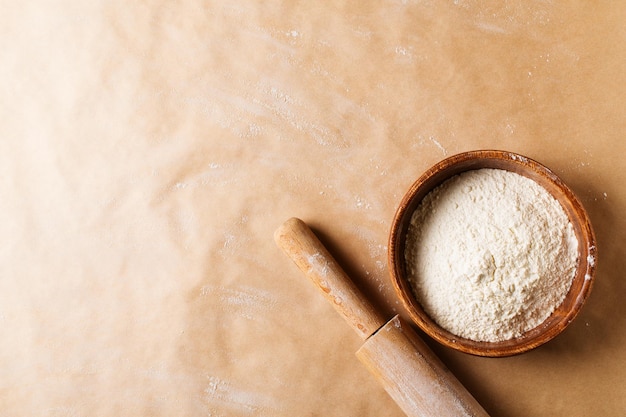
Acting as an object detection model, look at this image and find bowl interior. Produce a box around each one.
[389,150,597,357]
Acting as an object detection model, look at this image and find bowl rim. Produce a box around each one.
[388,150,597,357]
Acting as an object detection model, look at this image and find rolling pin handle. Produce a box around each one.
[274,217,386,340]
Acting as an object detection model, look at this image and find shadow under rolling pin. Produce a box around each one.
[274,218,490,417]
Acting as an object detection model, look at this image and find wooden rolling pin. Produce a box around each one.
[274,218,490,417]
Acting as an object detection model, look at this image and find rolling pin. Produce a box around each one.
[274,218,490,417]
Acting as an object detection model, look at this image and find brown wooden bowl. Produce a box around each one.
[388,150,597,357]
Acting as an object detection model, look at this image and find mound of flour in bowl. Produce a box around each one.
[405,168,579,342]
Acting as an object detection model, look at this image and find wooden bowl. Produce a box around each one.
[388,150,597,357]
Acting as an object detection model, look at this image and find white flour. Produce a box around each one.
[405,169,579,342]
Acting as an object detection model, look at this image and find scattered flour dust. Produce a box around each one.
[405,169,579,342]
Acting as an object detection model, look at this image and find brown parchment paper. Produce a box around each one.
[1,1,625,416]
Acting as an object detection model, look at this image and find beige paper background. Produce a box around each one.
[1,1,625,416]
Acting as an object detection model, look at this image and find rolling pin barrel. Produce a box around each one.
[275,218,490,417]
[356,315,490,417]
